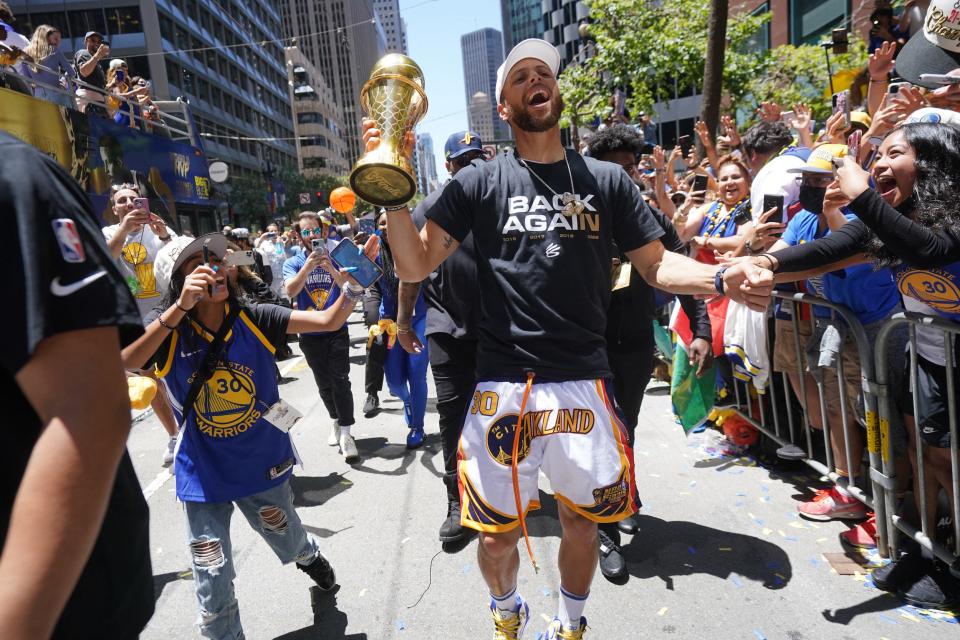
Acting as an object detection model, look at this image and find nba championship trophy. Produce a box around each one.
[350,53,428,207]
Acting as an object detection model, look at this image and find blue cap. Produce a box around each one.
[444,131,483,160]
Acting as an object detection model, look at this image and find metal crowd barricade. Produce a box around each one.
[726,291,895,558]
[875,312,960,573]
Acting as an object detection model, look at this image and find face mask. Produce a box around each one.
[798,185,827,215]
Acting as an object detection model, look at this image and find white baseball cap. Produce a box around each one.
[904,106,960,126]
[154,232,227,294]
[494,38,561,104]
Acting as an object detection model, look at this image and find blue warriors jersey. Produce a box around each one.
[282,245,340,335]
[894,261,960,323]
[157,306,295,503]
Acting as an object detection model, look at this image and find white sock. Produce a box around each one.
[834,480,852,498]
[339,424,351,439]
[921,546,934,560]
[558,586,588,629]
[491,585,519,618]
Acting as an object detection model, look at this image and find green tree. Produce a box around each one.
[563,0,867,131]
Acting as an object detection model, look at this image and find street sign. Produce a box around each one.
[208,161,229,183]
[299,192,311,205]
[482,144,497,161]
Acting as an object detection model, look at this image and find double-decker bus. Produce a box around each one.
[1,56,220,234]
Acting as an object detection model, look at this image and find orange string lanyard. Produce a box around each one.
[511,371,538,573]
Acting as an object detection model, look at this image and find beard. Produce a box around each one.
[511,93,564,133]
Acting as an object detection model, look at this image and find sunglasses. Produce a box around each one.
[300,226,328,237]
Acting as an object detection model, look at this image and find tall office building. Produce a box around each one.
[415,133,438,195]
[543,0,589,69]
[282,0,386,164]
[285,47,349,178]
[500,0,542,50]
[11,0,296,175]
[460,27,509,142]
[373,0,407,54]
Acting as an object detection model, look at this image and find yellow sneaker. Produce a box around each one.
[538,616,587,639]
[490,596,529,640]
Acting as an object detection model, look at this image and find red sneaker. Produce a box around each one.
[840,514,877,548]
[798,487,869,521]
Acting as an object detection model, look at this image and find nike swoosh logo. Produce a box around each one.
[50,270,108,297]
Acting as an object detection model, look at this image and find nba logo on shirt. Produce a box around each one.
[52,219,86,263]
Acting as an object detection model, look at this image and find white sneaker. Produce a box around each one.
[161,436,176,468]
[327,420,341,446]
[339,433,359,463]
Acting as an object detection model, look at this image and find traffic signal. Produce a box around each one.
[315,191,324,204]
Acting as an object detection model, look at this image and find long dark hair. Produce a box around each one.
[866,122,960,266]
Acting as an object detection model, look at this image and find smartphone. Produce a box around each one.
[779,110,795,125]
[329,238,383,289]
[133,197,149,211]
[919,74,960,85]
[832,90,851,129]
[265,231,277,238]
[763,194,785,225]
[224,250,255,267]
[692,174,709,193]
[733,201,752,226]
[847,130,862,162]
[310,237,327,257]
[883,81,911,109]
[115,69,125,82]
[356,218,377,236]
[202,243,212,294]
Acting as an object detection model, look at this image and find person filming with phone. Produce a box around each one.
[283,210,361,463]
[120,231,376,640]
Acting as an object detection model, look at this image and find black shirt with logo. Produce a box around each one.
[0,131,154,637]
[411,186,479,341]
[425,150,664,381]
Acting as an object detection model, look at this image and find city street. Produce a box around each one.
[131,312,949,640]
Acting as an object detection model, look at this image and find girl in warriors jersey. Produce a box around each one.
[756,122,960,609]
[121,233,377,640]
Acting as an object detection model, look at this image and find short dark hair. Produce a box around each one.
[741,121,793,158]
[586,124,644,160]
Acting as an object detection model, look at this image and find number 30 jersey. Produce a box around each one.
[894,261,960,323]
[156,304,296,503]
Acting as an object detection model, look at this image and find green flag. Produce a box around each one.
[670,345,716,435]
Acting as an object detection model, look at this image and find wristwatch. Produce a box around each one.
[714,267,728,296]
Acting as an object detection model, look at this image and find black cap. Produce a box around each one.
[894,1,960,89]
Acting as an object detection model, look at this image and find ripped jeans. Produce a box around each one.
[184,480,320,640]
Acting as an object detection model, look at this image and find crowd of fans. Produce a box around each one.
[5,0,960,637]
[0,2,159,130]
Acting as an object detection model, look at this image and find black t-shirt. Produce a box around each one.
[425,150,664,380]
[73,49,106,89]
[412,186,479,341]
[0,131,154,637]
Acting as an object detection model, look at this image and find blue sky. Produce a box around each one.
[400,0,502,181]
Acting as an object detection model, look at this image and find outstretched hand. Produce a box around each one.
[722,261,774,312]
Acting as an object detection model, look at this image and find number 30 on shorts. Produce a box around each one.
[470,390,499,416]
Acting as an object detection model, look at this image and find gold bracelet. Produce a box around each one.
[396,324,412,334]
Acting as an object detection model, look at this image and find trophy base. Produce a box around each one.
[350,163,417,208]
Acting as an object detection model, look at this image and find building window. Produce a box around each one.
[743,3,770,53]
[790,0,849,46]
[69,10,107,41]
[24,12,69,37]
[105,7,143,35]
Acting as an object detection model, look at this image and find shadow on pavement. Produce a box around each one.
[153,569,192,602]
[624,514,793,590]
[290,473,354,507]
[819,592,901,625]
[349,434,444,478]
[274,587,368,640]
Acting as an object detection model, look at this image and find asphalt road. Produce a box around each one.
[129,312,951,639]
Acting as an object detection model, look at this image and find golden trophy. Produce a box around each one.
[350,53,428,207]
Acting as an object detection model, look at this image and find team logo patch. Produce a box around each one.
[897,269,960,312]
[592,477,629,507]
[194,364,261,437]
[486,413,531,467]
[52,218,86,263]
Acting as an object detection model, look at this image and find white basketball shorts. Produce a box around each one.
[457,378,637,533]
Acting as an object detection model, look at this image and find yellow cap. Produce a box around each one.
[787,144,847,175]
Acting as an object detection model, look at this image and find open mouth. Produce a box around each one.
[874,174,898,200]
[527,87,550,107]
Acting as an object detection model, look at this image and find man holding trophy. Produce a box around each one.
[356,40,774,640]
